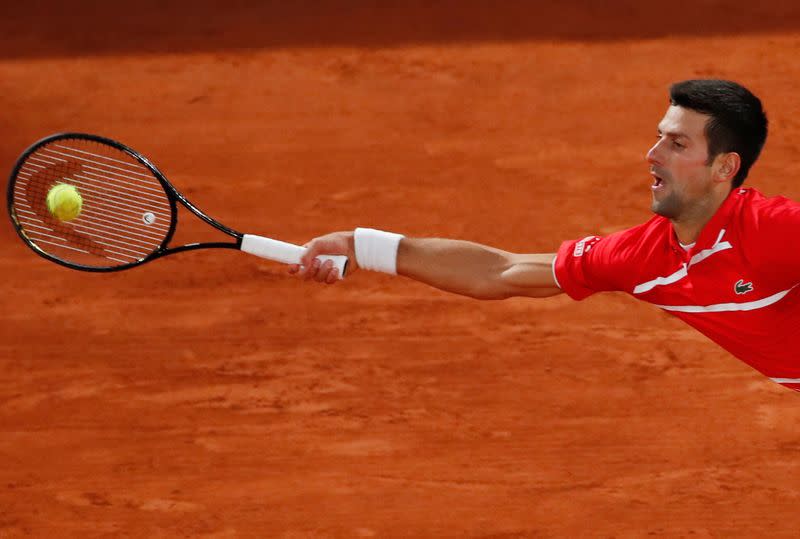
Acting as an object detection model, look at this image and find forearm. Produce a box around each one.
[295,230,563,299]
[397,237,561,300]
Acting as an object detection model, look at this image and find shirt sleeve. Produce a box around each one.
[554,229,641,300]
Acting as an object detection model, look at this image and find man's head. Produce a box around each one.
[646,79,768,220]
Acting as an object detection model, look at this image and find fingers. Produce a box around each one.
[303,258,321,280]
[297,258,339,283]
[289,231,352,284]
[288,258,340,283]
[300,237,334,268]
[326,266,340,283]
[299,242,317,269]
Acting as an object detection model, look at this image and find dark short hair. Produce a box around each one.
[669,79,768,188]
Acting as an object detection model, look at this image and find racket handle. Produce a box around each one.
[240,234,348,279]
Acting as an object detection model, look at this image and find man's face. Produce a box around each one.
[646,105,715,220]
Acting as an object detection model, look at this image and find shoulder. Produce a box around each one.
[559,215,671,271]
[736,188,800,270]
[596,215,672,258]
[736,188,800,227]
[554,215,673,299]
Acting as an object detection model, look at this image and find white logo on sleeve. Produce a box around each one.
[573,236,601,257]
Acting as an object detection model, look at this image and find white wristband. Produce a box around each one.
[354,228,404,274]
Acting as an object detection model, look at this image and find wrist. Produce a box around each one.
[353,228,404,274]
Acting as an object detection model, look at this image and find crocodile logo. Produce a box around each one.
[734,279,754,295]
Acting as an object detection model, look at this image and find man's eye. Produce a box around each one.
[672,140,685,149]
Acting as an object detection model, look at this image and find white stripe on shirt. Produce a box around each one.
[633,229,732,295]
[653,286,795,313]
[633,264,688,294]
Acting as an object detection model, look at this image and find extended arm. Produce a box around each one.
[293,231,562,300]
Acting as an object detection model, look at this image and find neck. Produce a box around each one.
[670,189,731,244]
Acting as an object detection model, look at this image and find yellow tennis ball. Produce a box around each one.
[46,183,83,222]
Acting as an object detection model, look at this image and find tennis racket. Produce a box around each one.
[7,132,349,275]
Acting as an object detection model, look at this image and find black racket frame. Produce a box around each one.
[7,132,245,272]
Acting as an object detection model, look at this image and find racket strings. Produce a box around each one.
[11,138,173,268]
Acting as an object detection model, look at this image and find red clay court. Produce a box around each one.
[2,2,800,537]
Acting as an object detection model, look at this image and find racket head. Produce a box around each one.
[7,133,179,272]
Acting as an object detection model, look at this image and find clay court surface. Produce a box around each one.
[2,2,800,537]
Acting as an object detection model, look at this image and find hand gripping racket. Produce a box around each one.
[7,133,348,275]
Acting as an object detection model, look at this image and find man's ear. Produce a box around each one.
[715,152,741,183]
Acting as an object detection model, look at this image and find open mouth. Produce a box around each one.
[651,172,665,191]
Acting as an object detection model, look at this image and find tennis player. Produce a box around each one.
[291,79,800,392]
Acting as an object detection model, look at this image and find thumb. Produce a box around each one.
[300,237,339,267]
[300,241,319,268]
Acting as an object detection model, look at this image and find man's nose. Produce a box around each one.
[646,141,661,166]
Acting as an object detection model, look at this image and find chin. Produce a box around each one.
[651,200,677,219]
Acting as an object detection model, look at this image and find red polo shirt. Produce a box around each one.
[554,188,800,392]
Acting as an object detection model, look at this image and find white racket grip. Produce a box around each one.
[240,234,348,279]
